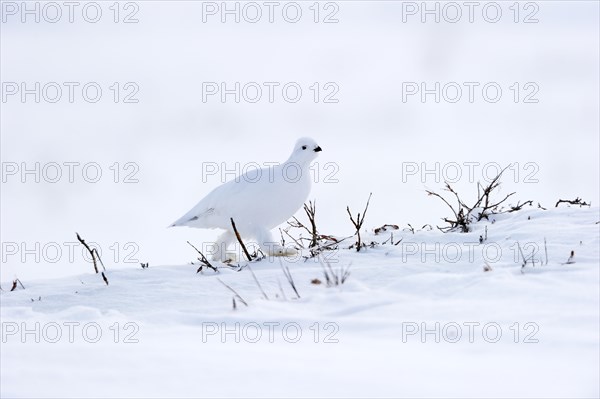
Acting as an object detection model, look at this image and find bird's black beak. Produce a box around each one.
[314,146,322,152]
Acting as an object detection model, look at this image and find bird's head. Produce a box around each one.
[289,137,322,164]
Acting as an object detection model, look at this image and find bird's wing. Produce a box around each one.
[169,176,251,227]
[170,166,279,228]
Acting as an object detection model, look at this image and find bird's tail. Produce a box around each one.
[168,208,213,228]
[168,216,190,228]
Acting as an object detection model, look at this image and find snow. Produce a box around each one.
[1,1,599,397]
[2,206,598,398]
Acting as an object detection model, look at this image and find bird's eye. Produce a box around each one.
[301,145,307,150]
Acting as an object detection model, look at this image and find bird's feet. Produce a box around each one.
[266,245,298,257]
[211,250,239,264]
[210,243,298,262]
[223,251,239,263]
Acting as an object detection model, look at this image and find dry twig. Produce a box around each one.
[230,218,253,261]
[217,278,248,306]
[347,193,372,251]
[426,167,515,232]
[555,197,591,208]
[187,241,218,273]
[280,260,300,299]
[76,232,109,285]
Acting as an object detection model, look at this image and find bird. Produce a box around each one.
[170,137,322,261]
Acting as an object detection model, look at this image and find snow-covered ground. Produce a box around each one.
[2,1,599,397]
[2,205,598,398]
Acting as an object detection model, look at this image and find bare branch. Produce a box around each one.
[76,232,99,274]
[287,200,320,249]
[187,241,218,273]
[374,224,399,235]
[230,218,253,262]
[282,227,305,249]
[426,189,459,222]
[426,165,523,232]
[555,197,591,208]
[347,193,372,251]
[76,232,108,285]
[304,201,319,248]
[508,200,533,212]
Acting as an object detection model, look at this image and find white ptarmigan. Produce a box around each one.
[170,137,322,261]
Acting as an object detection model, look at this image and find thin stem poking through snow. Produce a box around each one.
[76,232,109,286]
[280,259,300,299]
[230,218,253,262]
[347,193,372,252]
[187,241,218,273]
[217,278,248,306]
[247,264,269,300]
[318,255,351,287]
[9,279,25,292]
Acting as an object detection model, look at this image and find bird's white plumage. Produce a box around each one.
[171,137,322,261]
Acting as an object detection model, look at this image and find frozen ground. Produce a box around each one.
[1,1,599,397]
[1,205,598,398]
